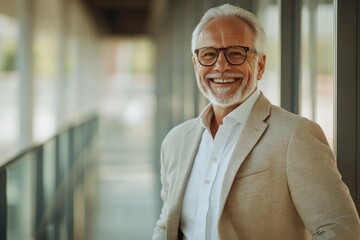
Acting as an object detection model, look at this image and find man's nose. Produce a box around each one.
[213,52,231,72]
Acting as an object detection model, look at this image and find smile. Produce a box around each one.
[211,78,240,84]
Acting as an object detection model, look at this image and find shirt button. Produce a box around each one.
[212,157,218,163]
[204,179,210,185]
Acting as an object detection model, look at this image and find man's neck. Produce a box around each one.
[209,89,259,137]
[210,104,239,138]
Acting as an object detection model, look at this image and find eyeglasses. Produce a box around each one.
[194,45,257,66]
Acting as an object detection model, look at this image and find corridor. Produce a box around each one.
[1,0,359,239]
[87,116,157,239]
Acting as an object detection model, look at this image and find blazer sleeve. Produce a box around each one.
[152,145,168,240]
[286,119,360,239]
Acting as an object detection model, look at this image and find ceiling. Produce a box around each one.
[83,0,166,36]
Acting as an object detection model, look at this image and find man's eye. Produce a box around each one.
[227,51,245,58]
[201,51,217,59]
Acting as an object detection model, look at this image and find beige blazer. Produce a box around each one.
[152,93,360,240]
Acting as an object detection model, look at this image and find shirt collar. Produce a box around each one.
[199,89,261,129]
[224,89,260,125]
[199,104,214,129]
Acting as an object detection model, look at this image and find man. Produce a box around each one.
[153,4,360,240]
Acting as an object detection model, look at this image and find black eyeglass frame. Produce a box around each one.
[194,45,258,67]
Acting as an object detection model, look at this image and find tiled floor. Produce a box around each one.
[87,118,158,240]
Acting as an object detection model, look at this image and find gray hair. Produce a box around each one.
[191,4,266,55]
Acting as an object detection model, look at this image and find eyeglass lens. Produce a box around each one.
[197,46,248,66]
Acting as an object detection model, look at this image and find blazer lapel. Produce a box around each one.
[167,121,204,238]
[218,93,271,214]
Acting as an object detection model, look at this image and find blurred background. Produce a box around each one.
[0,0,359,239]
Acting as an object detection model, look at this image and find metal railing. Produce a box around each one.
[0,115,99,240]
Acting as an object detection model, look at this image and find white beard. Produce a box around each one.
[197,66,259,109]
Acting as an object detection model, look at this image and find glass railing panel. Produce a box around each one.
[59,131,70,183]
[1,115,98,240]
[43,138,56,209]
[7,152,36,240]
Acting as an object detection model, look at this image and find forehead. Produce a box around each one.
[197,16,255,48]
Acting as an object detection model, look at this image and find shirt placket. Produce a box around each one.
[194,124,232,240]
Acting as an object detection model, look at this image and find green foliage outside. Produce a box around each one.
[131,39,156,74]
[1,41,17,72]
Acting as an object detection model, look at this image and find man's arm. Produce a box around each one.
[152,147,168,240]
[287,119,360,239]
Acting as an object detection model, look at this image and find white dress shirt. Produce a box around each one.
[180,90,260,240]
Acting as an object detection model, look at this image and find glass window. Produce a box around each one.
[32,0,60,142]
[255,0,281,106]
[63,0,81,124]
[0,2,20,163]
[300,0,335,149]
[63,1,100,124]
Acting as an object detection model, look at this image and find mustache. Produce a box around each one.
[205,72,245,79]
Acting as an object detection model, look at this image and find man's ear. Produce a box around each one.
[192,56,197,71]
[256,54,266,80]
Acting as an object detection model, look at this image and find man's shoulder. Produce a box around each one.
[255,92,311,127]
[270,105,300,120]
[268,104,325,135]
[165,117,201,139]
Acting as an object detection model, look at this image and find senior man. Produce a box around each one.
[153,4,360,240]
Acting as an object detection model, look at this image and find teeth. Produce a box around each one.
[213,78,237,83]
